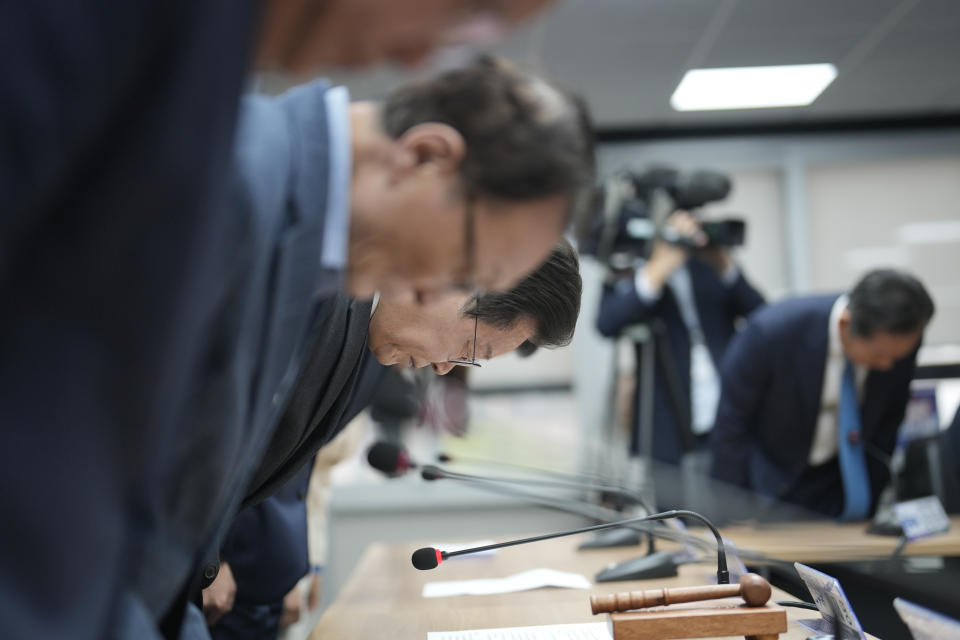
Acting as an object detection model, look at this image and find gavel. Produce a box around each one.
[590,573,772,614]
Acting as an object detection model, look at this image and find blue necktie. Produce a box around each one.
[838,360,871,521]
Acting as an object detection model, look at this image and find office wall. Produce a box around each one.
[590,129,960,339]
[806,156,960,346]
[698,168,787,300]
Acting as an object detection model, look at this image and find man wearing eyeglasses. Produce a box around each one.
[208,57,593,483]
[153,60,593,638]
[203,242,581,635]
[242,241,581,512]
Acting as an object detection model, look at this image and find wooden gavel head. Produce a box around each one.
[590,573,772,615]
[738,573,772,606]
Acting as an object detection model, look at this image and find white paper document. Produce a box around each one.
[422,568,591,598]
[427,621,612,639]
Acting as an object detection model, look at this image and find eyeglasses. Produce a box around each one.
[453,192,479,295]
[447,297,482,368]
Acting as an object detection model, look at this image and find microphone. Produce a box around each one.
[864,442,904,537]
[416,464,710,552]
[370,445,652,530]
[419,464,692,581]
[373,450,714,580]
[435,451,621,488]
[420,465,652,512]
[372,448,632,526]
[367,441,417,475]
[378,445,648,518]
[412,509,731,585]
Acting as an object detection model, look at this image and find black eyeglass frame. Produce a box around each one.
[446,297,481,368]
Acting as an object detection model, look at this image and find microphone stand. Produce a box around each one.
[428,465,658,551]
[422,468,721,582]
[415,508,731,586]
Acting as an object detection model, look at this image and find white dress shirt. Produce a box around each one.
[635,261,739,434]
[808,294,868,465]
[321,85,352,272]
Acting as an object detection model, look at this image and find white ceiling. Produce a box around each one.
[309,0,960,131]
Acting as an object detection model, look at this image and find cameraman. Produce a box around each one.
[597,209,765,466]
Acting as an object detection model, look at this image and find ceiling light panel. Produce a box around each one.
[671,63,838,111]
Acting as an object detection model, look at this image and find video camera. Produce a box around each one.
[577,167,746,268]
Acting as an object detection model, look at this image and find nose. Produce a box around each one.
[432,362,456,375]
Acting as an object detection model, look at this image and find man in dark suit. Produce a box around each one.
[243,241,582,513]
[203,243,582,637]
[598,210,765,464]
[711,269,935,519]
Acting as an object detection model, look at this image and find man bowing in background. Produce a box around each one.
[712,269,934,519]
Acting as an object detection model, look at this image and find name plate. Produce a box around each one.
[894,598,960,640]
[893,495,950,540]
[793,563,866,640]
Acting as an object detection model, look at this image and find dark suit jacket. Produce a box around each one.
[134,79,347,634]
[216,295,384,631]
[0,3,257,638]
[710,294,917,518]
[242,294,384,509]
[221,461,315,610]
[597,257,765,463]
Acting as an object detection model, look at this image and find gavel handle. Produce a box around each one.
[591,584,741,614]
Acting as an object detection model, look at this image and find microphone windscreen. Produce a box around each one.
[421,465,445,481]
[412,547,442,570]
[367,442,406,474]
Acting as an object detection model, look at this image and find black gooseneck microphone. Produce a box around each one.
[370,445,719,580]
[369,444,629,524]
[371,444,631,524]
[367,441,417,475]
[412,508,730,585]
[371,443,657,530]
[416,464,715,555]
[420,465,655,516]
[377,443,629,501]
[374,444,651,517]
[419,464,664,562]
[435,451,621,487]
[863,441,907,538]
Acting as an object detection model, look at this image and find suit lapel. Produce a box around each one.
[242,297,371,508]
[794,300,834,447]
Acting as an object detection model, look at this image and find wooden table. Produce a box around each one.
[708,516,960,564]
[310,535,837,639]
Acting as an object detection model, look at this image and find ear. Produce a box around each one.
[394,123,466,175]
[838,308,852,338]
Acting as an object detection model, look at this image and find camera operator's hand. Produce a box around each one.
[643,211,705,290]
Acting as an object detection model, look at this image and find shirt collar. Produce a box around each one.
[320,85,352,271]
[829,294,849,361]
